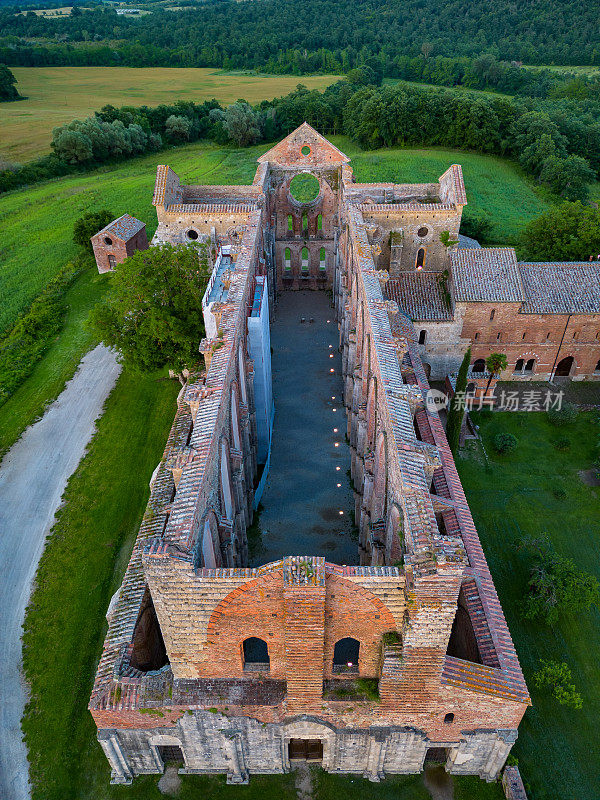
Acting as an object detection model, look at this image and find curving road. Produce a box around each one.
[0,344,121,800]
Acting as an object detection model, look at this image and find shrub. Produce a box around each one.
[73,210,115,251]
[0,259,84,406]
[493,432,518,454]
[533,660,583,709]
[552,487,567,500]
[355,678,380,701]
[548,402,578,426]
[382,631,402,647]
[553,437,571,451]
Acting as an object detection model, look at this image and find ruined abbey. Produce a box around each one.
[89,124,599,786]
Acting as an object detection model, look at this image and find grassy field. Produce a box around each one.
[0,137,552,337]
[1,67,338,163]
[523,64,600,76]
[458,410,600,800]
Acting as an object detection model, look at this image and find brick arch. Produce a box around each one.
[324,573,398,678]
[203,571,285,678]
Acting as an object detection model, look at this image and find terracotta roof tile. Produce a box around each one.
[451,247,524,302]
[386,274,453,321]
[519,262,600,314]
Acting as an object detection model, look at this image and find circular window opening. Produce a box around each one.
[104,236,113,246]
[417,226,429,238]
[186,229,199,241]
[289,173,320,204]
[301,145,311,156]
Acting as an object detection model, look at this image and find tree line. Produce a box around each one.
[1,0,599,69]
[2,77,600,205]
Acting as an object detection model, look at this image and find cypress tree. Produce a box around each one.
[446,346,471,453]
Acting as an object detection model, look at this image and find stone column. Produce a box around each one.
[481,730,518,781]
[98,732,134,785]
[225,732,249,784]
[364,731,389,782]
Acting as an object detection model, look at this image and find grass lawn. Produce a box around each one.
[3,67,338,163]
[0,262,109,459]
[457,410,600,800]
[0,137,552,336]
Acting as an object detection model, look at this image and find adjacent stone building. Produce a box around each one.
[89,125,570,786]
[91,213,148,273]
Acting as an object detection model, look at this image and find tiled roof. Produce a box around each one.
[97,214,145,240]
[386,274,453,321]
[152,164,170,205]
[519,262,600,314]
[451,247,524,302]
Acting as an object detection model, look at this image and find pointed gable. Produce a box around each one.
[258,122,350,168]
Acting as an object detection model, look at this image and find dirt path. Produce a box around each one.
[0,344,120,800]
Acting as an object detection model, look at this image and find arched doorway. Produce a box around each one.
[555,356,574,377]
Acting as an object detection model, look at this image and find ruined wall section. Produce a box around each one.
[160,210,264,569]
[359,204,461,275]
[271,166,340,290]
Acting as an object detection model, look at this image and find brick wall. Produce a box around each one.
[459,302,600,379]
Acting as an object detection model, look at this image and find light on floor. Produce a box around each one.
[336,466,341,471]
[339,511,344,515]
[330,369,334,373]
[337,483,341,487]
[333,428,338,432]
[334,442,339,447]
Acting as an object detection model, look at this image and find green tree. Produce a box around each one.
[165,114,192,142]
[520,202,600,261]
[73,209,115,251]
[519,536,600,624]
[445,346,470,453]
[220,102,262,147]
[519,132,558,176]
[485,352,507,395]
[51,128,93,163]
[533,660,583,709]
[0,65,22,102]
[539,154,595,201]
[90,244,212,374]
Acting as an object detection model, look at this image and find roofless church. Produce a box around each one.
[89,125,599,785]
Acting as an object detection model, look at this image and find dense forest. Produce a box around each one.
[1,0,599,68]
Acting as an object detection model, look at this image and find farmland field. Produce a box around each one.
[0,67,339,162]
